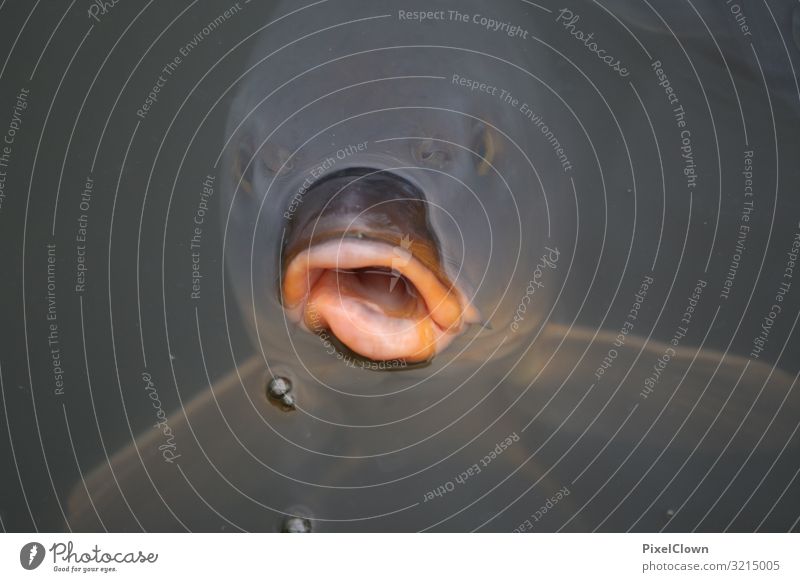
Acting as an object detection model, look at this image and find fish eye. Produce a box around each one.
[260,142,293,175]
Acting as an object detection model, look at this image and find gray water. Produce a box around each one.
[1,0,799,532]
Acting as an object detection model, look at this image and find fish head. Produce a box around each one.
[220,12,566,374]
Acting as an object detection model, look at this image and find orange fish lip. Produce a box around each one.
[282,236,478,362]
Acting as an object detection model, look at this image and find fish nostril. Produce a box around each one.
[413,138,451,168]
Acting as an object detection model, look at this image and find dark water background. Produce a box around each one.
[1,0,799,532]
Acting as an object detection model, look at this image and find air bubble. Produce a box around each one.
[266,376,296,411]
[281,516,312,533]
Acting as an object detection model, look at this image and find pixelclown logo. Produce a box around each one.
[19,542,45,570]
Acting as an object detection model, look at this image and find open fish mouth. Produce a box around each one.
[281,168,478,363]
